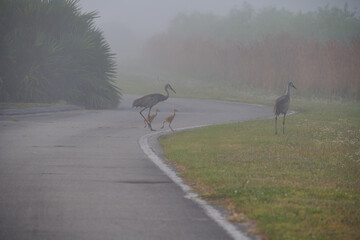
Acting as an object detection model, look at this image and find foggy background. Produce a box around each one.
[79,0,360,61]
[76,0,360,101]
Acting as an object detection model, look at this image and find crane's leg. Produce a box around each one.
[140,107,148,122]
[169,123,174,132]
[282,113,286,134]
[275,115,278,135]
[140,107,153,131]
[147,107,155,131]
[160,121,165,129]
[148,107,152,121]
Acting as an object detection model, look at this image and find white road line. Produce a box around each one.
[139,125,251,240]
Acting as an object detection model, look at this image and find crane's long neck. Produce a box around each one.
[286,84,291,96]
[164,86,170,99]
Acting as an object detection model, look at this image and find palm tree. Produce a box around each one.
[0,0,120,108]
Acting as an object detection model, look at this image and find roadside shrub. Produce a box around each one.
[0,0,120,108]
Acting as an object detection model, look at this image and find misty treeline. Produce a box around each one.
[0,0,120,108]
[141,3,360,100]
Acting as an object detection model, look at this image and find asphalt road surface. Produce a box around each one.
[0,95,273,240]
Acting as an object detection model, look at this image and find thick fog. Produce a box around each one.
[80,0,360,38]
[79,0,360,62]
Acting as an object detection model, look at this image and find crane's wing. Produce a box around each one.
[274,95,290,114]
[275,95,287,105]
[132,94,162,108]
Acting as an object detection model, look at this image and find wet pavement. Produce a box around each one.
[0,95,273,240]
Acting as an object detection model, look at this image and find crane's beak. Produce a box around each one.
[292,85,297,90]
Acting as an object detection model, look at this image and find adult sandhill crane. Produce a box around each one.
[274,82,296,135]
[133,84,176,131]
[144,109,159,128]
[161,109,178,132]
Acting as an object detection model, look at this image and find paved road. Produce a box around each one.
[0,95,273,240]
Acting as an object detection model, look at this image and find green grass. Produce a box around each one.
[159,102,360,240]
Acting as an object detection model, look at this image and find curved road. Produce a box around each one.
[0,95,273,240]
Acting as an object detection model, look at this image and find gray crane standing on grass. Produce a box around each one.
[133,83,176,131]
[274,82,296,135]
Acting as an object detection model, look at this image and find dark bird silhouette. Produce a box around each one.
[133,84,176,131]
[161,109,178,132]
[144,109,159,128]
[274,82,296,135]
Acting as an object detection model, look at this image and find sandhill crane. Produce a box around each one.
[274,82,296,135]
[133,84,176,131]
[144,109,159,128]
[161,109,178,132]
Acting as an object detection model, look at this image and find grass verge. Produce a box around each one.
[159,102,360,240]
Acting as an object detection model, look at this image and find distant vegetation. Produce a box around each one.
[140,3,360,100]
[0,0,120,109]
[166,3,360,43]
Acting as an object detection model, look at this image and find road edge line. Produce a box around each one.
[139,125,251,240]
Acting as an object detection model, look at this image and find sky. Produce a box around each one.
[79,0,360,38]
